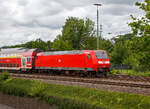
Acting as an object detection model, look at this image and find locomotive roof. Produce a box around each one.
[0,48,36,54]
[40,50,84,56]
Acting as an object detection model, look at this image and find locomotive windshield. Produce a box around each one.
[95,51,108,59]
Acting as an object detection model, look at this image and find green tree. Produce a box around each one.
[110,34,132,64]
[129,0,150,36]
[128,0,150,71]
[61,17,96,50]
[52,35,73,50]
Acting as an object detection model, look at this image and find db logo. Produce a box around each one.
[58,59,62,63]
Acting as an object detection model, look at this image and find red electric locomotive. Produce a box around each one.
[35,50,110,77]
[0,48,110,77]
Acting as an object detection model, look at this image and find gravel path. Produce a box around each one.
[0,104,14,109]
[0,92,58,109]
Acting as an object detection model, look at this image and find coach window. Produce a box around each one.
[17,64,19,67]
[27,58,31,63]
[4,64,6,67]
[14,64,16,67]
[10,64,12,67]
[7,64,9,67]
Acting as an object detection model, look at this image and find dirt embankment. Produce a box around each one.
[0,92,58,109]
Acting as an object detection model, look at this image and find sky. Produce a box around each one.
[0,0,144,47]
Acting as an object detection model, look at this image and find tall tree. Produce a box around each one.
[61,17,95,50]
[129,0,150,36]
[128,0,150,71]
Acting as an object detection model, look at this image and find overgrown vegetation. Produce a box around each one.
[110,70,150,77]
[1,0,150,73]
[0,72,150,109]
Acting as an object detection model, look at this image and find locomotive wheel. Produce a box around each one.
[96,72,107,78]
[96,72,102,77]
[103,72,107,77]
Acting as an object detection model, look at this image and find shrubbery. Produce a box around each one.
[0,70,10,81]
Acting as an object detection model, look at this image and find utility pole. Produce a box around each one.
[94,3,102,50]
[100,24,102,39]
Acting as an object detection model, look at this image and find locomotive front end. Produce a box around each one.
[95,50,111,76]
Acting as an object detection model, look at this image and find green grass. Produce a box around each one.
[110,70,150,77]
[0,72,150,109]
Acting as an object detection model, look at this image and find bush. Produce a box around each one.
[0,70,10,81]
[28,80,47,98]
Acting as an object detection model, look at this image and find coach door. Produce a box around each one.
[21,57,27,69]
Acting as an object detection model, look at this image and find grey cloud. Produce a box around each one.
[0,0,144,47]
[101,0,143,5]
[103,4,136,16]
[17,0,28,6]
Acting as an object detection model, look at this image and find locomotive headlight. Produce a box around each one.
[105,61,110,64]
[98,61,103,64]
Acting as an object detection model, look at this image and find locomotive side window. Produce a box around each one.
[88,54,91,59]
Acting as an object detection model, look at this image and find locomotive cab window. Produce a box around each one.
[95,51,108,59]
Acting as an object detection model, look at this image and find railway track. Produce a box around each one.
[9,73,150,89]
[108,74,150,82]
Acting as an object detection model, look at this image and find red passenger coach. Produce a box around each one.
[0,48,37,72]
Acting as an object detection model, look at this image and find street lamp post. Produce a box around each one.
[94,3,102,50]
